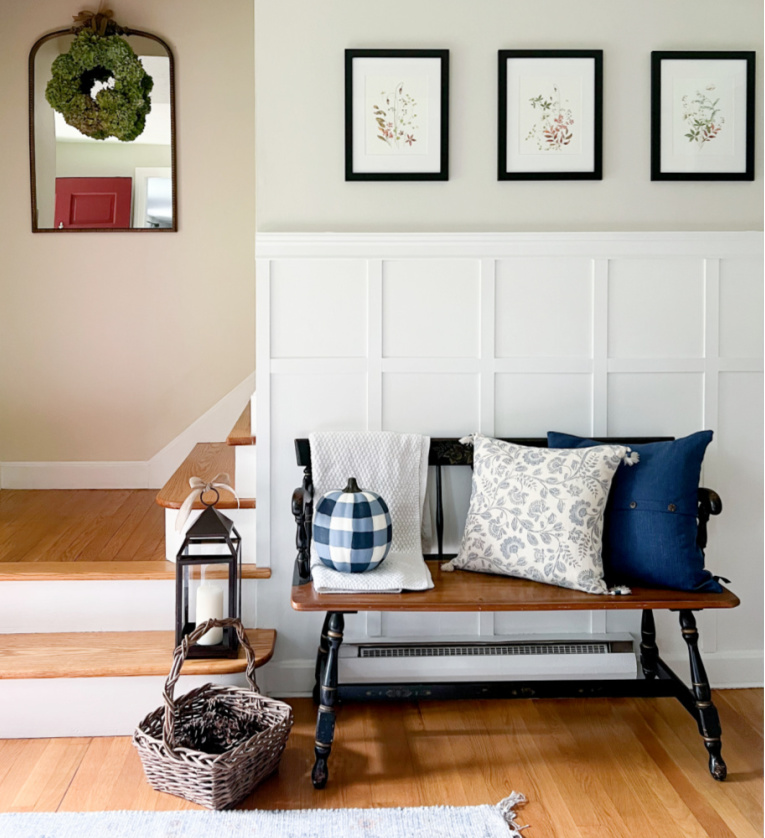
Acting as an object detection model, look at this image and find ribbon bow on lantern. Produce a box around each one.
[175,473,240,532]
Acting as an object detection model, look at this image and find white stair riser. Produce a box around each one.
[0,580,259,633]
[234,445,257,498]
[164,508,257,563]
[0,673,249,738]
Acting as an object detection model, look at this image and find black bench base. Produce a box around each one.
[309,608,726,788]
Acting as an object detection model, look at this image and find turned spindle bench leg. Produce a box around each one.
[679,609,727,781]
[312,611,344,789]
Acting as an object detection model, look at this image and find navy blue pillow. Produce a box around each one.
[547,431,721,593]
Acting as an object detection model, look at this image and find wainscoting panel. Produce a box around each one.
[255,232,763,691]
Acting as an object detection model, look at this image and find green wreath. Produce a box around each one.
[45,29,153,142]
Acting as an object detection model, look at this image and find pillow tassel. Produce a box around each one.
[441,559,457,572]
[606,585,632,595]
[459,435,475,446]
[623,449,640,466]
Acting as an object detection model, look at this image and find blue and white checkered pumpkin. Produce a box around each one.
[313,477,393,573]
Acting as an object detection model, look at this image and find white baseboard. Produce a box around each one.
[262,649,764,698]
[662,649,764,690]
[0,373,255,490]
[0,460,149,490]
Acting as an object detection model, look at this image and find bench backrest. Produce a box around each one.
[294,436,672,560]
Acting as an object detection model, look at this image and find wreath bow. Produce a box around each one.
[72,7,117,36]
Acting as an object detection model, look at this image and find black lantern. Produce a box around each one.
[175,493,242,658]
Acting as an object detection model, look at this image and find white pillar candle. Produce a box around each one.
[195,583,224,645]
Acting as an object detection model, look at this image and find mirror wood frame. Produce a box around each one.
[29,26,178,233]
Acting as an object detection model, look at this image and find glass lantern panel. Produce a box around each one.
[183,562,231,646]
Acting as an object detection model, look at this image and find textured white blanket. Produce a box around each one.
[309,431,433,593]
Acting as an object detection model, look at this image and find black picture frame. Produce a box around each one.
[651,51,755,181]
[498,49,603,181]
[345,49,449,181]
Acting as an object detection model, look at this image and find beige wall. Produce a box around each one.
[0,0,255,462]
[255,0,763,232]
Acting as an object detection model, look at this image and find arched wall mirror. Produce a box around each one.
[29,16,177,232]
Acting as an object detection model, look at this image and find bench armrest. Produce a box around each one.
[697,488,722,551]
[292,476,314,586]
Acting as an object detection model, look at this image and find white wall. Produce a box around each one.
[0,0,255,464]
[255,232,763,694]
[255,0,762,232]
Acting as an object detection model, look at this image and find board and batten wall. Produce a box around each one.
[255,232,763,694]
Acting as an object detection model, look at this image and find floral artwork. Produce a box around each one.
[346,49,448,180]
[681,85,724,148]
[525,85,575,151]
[372,83,419,150]
[652,51,754,181]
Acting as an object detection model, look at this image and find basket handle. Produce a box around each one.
[162,618,259,754]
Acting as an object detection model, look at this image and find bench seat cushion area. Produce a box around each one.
[548,431,721,593]
[291,560,739,612]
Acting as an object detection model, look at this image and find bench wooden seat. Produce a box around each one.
[290,435,738,789]
[292,561,739,613]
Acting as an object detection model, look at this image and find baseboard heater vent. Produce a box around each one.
[359,641,622,658]
[339,636,637,683]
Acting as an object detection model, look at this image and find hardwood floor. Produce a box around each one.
[0,692,761,836]
[0,490,165,563]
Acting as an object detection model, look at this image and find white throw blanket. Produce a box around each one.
[309,431,434,593]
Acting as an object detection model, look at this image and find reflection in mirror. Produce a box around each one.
[30,27,176,232]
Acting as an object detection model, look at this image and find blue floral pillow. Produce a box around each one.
[547,431,721,593]
[444,435,631,595]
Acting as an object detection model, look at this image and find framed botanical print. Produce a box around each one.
[345,49,449,181]
[498,49,603,180]
[651,51,755,181]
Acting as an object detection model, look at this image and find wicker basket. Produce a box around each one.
[133,618,293,810]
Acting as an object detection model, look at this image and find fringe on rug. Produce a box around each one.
[496,792,528,836]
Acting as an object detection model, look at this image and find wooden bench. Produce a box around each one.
[290,436,739,789]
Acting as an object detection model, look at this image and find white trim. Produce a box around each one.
[0,460,149,490]
[494,357,593,374]
[479,259,496,437]
[592,258,609,436]
[256,231,763,260]
[255,259,272,570]
[0,373,255,490]
[607,358,706,373]
[367,260,383,431]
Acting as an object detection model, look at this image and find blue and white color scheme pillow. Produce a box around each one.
[314,479,393,573]
[548,430,720,592]
[444,435,634,595]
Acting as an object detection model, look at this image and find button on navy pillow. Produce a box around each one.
[547,431,721,593]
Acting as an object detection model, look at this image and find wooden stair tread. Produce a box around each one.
[0,561,270,582]
[0,628,276,679]
[227,403,256,446]
[156,443,255,510]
